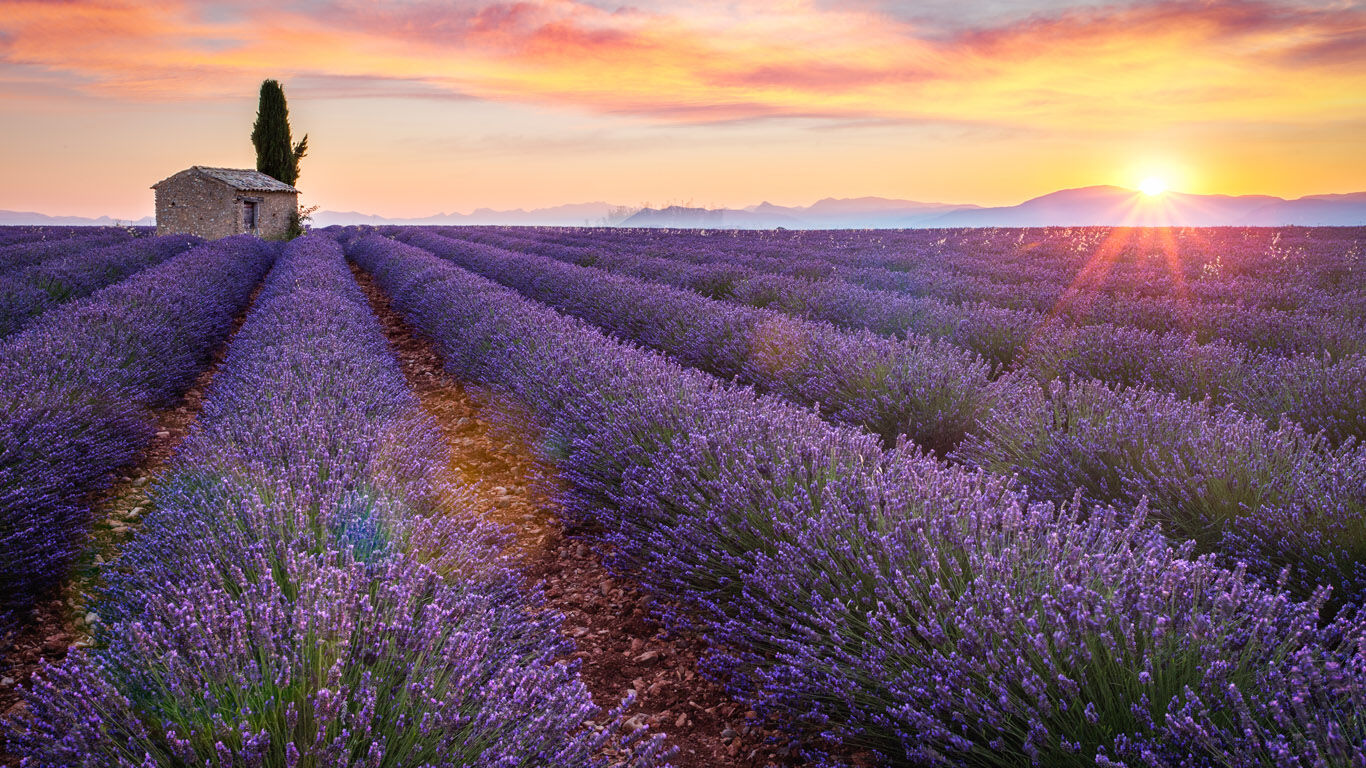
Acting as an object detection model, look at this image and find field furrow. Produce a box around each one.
[353,258,814,768]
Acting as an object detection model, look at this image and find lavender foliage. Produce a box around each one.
[345,232,1366,766]
[0,228,135,272]
[395,228,997,456]
[0,236,273,638]
[387,229,1366,604]
[953,378,1366,606]
[10,236,665,767]
[433,227,1366,443]
[0,234,202,338]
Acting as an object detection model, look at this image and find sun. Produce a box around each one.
[1139,177,1167,196]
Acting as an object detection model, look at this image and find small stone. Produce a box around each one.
[622,714,648,733]
[633,650,660,663]
[721,727,739,739]
[129,507,144,516]
[675,713,687,728]
[1,676,14,686]
[155,431,171,439]
[85,612,99,626]
[131,476,149,488]
[94,554,105,564]
[630,638,645,653]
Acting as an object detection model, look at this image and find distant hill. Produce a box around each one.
[623,197,982,229]
[621,205,806,229]
[6,187,1363,230]
[0,210,154,226]
[311,202,619,227]
[931,186,1366,227]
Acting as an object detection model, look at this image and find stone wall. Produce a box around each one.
[254,191,296,240]
[154,171,297,240]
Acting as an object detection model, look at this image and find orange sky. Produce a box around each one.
[1,0,1363,218]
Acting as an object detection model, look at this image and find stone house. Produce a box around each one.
[152,166,299,239]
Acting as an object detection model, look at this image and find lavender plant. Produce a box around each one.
[954,377,1366,605]
[0,236,273,638]
[9,236,664,767]
[345,232,1366,766]
[435,227,1366,442]
[0,234,202,337]
[0,228,134,272]
[396,229,997,455]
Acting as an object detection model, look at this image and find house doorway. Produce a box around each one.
[243,200,259,232]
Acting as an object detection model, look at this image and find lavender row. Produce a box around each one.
[345,232,1366,766]
[499,225,1366,316]
[448,226,1366,361]
[0,228,136,272]
[0,233,202,338]
[453,226,1366,350]
[392,229,1366,604]
[395,228,997,455]
[0,236,274,639]
[435,228,1366,444]
[9,236,662,767]
[0,227,111,249]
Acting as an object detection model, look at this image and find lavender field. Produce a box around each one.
[3,224,1366,767]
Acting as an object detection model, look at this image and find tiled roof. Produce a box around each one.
[153,166,299,193]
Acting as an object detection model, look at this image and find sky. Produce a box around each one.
[1,0,1363,219]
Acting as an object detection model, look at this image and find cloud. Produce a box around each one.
[0,0,1362,130]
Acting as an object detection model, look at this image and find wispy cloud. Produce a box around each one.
[0,0,1362,217]
[2,0,1361,129]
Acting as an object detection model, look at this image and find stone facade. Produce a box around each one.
[152,167,299,240]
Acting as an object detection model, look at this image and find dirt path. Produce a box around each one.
[353,264,803,768]
[0,285,263,766]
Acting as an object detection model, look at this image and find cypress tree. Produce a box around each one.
[251,80,308,186]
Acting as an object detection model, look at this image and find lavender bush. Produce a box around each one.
[953,377,1366,605]
[433,227,1366,442]
[396,229,997,455]
[345,232,1366,766]
[0,228,134,272]
[0,236,273,638]
[9,236,664,767]
[440,226,1366,357]
[387,228,1366,606]
[0,234,201,337]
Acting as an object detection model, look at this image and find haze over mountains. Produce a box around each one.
[620,187,1366,228]
[5,186,1364,229]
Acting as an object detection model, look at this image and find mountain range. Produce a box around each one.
[0,209,156,227]
[4,186,1364,230]
[622,188,1366,228]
